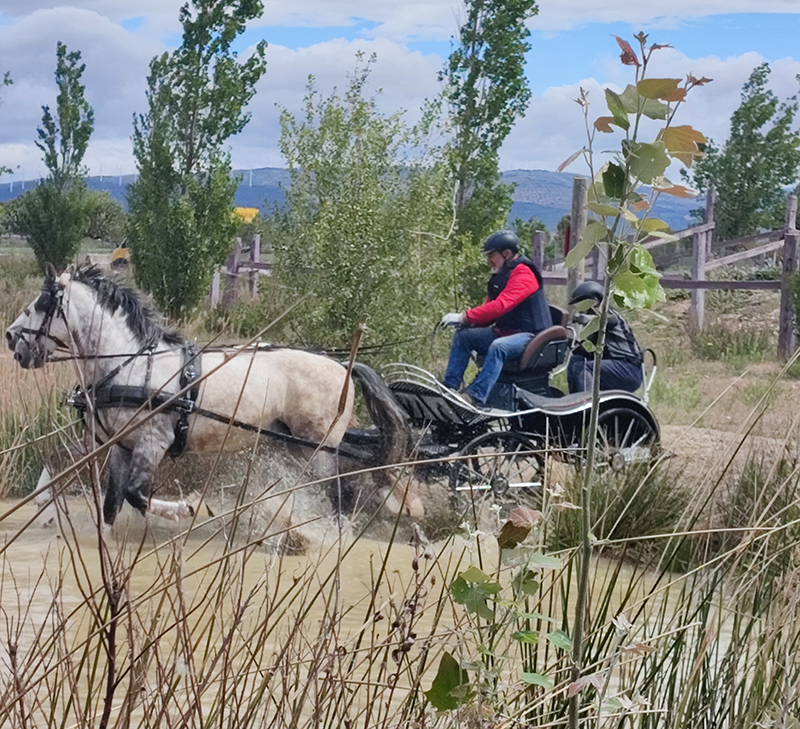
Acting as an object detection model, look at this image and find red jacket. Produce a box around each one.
[464,264,541,335]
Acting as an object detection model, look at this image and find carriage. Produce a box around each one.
[342,309,660,502]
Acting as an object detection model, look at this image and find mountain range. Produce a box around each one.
[0,167,698,232]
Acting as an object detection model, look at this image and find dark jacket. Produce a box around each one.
[574,308,643,364]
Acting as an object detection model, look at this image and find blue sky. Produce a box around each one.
[0,2,798,182]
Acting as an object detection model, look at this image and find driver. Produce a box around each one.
[567,280,643,393]
[439,230,551,407]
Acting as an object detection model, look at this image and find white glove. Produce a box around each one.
[440,312,465,328]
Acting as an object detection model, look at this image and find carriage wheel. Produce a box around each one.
[596,408,659,471]
[449,431,544,505]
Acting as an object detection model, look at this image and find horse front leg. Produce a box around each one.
[103,445,132,526]
[121,435,200,524]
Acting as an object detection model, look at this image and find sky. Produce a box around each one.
[0,1,799,185]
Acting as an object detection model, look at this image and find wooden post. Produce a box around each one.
[222,237,242,308]
[209,270,220,307]
[778,195,799,359]
[567,176,589,300]
[703,187,717,257]
[785,193,797,230]
[249,233,261,296]
[532,230,545,272]
[690,227,706,330]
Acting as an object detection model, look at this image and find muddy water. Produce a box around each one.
[0,496,687,726]
[0,496,453,725]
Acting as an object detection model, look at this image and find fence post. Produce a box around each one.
[222,237,242,308]
[703,186,717,257]
[778,195,799,359]
[567,176,589,299]
[532,230,545,272]
[690,227,706,330]
[249,233,261,296]
[209,270,220,308]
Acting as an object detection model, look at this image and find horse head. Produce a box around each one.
[5,263,69,369]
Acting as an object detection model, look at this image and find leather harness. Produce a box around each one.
[69,341,202,458]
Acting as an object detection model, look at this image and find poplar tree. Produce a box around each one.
[689,63,800,240]
[128,0,267,320]
[441,0,539,247]
[9,44,93,270]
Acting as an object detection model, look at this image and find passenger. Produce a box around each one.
[439,230,551,407]
[567,280,643,393]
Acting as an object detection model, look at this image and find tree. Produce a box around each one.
[85,191,127,244]
[10,44,93,270]
[127,0,267,320]
[271,57,459,359]
[688,63,800,240]
[441,0,539,247]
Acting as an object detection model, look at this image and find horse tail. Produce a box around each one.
[350,362,410,465]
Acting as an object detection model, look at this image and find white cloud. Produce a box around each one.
[229,38,443,170]
[501,47,800,174]
[0,3,799,183]
[0,7,164,178]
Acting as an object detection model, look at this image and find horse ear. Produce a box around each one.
[45,262,57,284]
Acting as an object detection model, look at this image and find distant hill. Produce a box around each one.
[0,167,698,231]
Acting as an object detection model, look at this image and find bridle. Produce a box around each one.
[13,281,70,358]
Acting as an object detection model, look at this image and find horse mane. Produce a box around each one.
[72,265,185,347]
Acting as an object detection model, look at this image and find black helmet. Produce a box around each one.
[568,280,604,306]
[482,230,519,255]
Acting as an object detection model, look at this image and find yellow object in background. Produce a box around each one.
[234,207,259,223]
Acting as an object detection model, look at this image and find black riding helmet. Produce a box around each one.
[568,280,604,306]
[482,230,519,255]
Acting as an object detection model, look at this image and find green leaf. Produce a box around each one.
[521,672,554,688]
[604,89,630,131]
[588,202,620,217]
[602,162,626,199]
[512,631,540,644]
[625,141,670,184]
[637,78,681,100]
[450,569,502,620]
[546,630,573,651]
[519,611,555,622]
[577,315,601,346]
[639,217,670,233]
[528,552,563,570]
[619,84,669,120]
[566,221,608,267]
[643,230,679,242]
[511,569,540,597]
[425,652,470,711]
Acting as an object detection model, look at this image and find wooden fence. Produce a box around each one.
[540,177,800,359]
[209,234,271,308]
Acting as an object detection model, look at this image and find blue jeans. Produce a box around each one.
[568,355,643,393]
[443,328,535,403]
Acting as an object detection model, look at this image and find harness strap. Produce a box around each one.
[189,404,367,461]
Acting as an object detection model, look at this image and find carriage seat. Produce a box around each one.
[500,325,570,374]
[475,305,571,375]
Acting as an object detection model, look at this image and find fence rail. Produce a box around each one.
[549,180,799,358]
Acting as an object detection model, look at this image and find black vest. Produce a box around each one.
[487,256,551,334]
